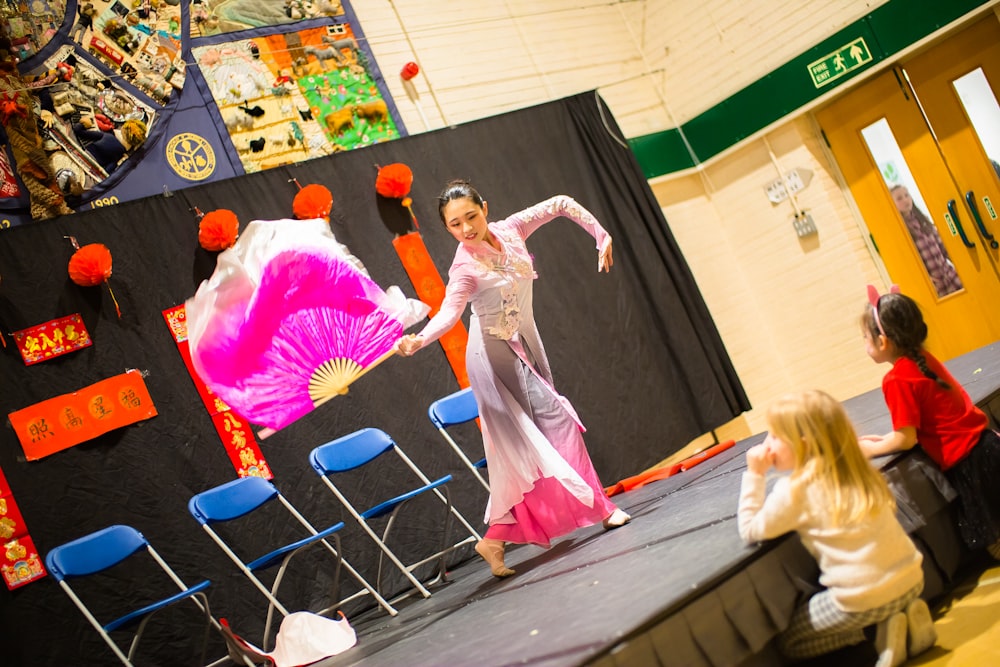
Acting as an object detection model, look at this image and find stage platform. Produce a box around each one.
[315,343,1000,667]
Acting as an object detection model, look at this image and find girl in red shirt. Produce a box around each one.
[858,287,1000,558]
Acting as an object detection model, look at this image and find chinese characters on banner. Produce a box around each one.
[8,370,158,461]
[162,305,272,479]
[13,314,93,365]
[0,467,46,590]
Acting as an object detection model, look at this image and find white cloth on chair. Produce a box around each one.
[222,611,357,667]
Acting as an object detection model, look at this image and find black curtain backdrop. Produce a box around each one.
[0,92,749,666]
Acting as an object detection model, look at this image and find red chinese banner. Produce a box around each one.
[212,411,273,479]
[392,232,470,388]
[8,370,158,461]
[162,303,188,342]
[162,305,272,479]
[12,314,93,365]
[163,306,226,413]
[0,494,27,541]
[0,467,46,590]
[2,537,45,590]
[178,339,230,415]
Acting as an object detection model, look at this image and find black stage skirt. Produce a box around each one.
[947,428,1000,550]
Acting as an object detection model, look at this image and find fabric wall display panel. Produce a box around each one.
[81,0,186,103]
[187,0,348,38]
[1,0,67,63]
[106,80,244,199]
[25,43,160,184]
[0,3,173,223]
[0,92,746,666]
[190,22,402,174]
[1,1,405,226]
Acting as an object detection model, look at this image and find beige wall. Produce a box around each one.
[651,118,888,433]
[349,1,968,437]
[355,0,891,137]
[635,0,893,129]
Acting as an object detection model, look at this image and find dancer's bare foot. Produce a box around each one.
[475,538,515,577]
[603,508,631,530]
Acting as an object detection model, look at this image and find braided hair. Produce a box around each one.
[437,179,484,223]
[861,293,950,389]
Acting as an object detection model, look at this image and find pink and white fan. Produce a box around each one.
[186,218,428,435]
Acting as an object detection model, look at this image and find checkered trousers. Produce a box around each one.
[777,583,922,659]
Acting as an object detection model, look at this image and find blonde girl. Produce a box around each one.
[738,390,935,666]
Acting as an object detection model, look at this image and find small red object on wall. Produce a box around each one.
[400,62,419,80]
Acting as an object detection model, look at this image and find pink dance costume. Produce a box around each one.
[416,196,619,547]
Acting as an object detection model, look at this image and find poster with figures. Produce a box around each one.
[0,0,403,226]
[193,23,400,172]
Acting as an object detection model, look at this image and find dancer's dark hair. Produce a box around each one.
[437,180,484,223]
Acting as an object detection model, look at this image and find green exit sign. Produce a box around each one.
[808,38,873,88]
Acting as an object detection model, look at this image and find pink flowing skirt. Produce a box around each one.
[481,339,617,547]
[485,475,617,548]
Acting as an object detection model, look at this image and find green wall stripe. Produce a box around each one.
[867,0,987,54]
[628,130,696,174]
[630,0,991,180]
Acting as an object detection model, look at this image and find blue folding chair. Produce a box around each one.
[309,427,482,600]
[188,476,397,650]
[45,524,226,667]
[428,387,490,492]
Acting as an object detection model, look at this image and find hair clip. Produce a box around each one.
[866,284,900,336]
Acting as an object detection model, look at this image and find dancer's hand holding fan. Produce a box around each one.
[186,219,429,435]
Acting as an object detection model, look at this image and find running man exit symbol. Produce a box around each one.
[807,38,872,88]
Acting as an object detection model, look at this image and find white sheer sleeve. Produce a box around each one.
[414,271,475,348]
[506,195,610,252]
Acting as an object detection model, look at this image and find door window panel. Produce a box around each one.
[860,118,964,297]
[952,67,1000,182]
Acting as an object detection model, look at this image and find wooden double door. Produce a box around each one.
[817,16,1000,359]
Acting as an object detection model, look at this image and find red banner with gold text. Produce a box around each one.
[162,305,272,479]
[211,411,273,479]
[13,314,92,365]
[0,468,46,590]
[8,370,158,460]
[2,536,45,590]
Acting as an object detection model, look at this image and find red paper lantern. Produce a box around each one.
[376,163,413,200]
[199,209,239,251]
[400,62,419,81]
[376,163,419,229]
[68,244,112,287]
[292,184,333,219]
